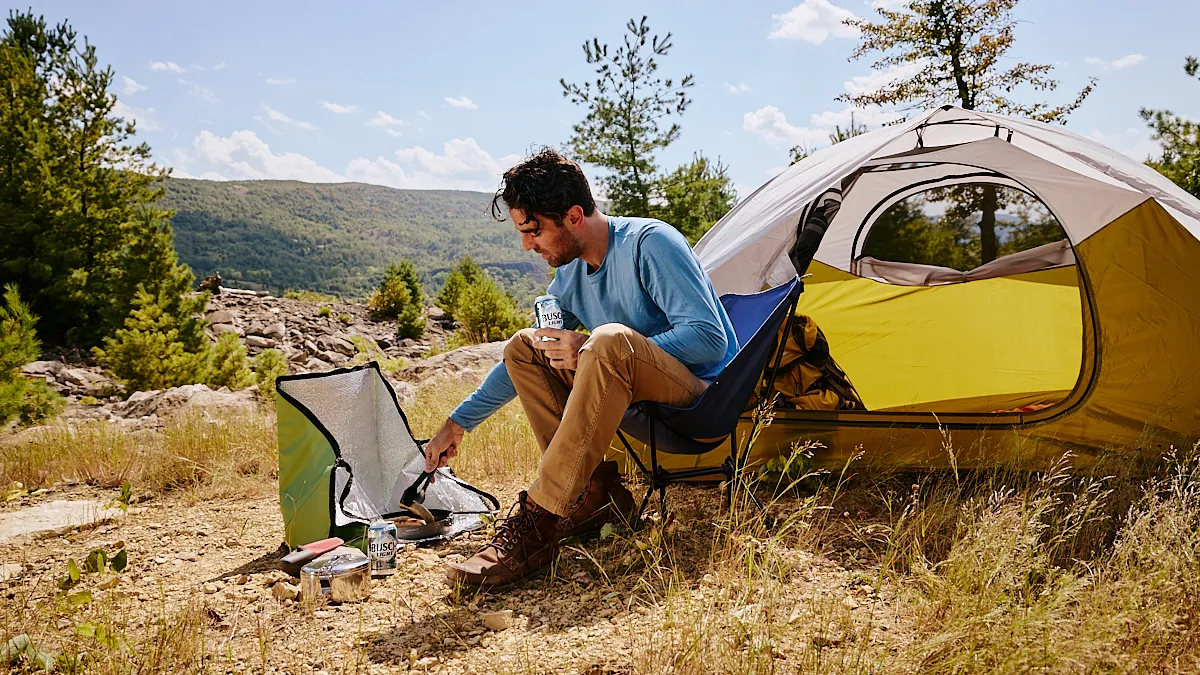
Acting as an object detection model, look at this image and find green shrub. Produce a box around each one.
[284,289,338,303]
[207,333,254,390]
[338,313,352,325]
[318,305,333,318]
[435,256,483,320]
[94,285,211,393]
[0,285,45,425]
[369,261,425,339]
[19,379,64,426]
[347,337,408,376]
[251,349,289,401]
[454,276,527,345]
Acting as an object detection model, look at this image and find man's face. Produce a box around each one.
[512,208,584,268]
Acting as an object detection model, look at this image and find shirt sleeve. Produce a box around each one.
[637,227,730,367]
[448,361,517,432]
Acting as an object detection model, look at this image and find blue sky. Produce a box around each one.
[28,0,1200,199]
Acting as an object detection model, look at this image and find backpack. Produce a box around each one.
[750,314,866,412]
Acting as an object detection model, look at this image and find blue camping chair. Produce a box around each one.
[616,276,804,517]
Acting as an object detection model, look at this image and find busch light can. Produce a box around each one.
[534,294,563,341]
[367,520,397,576]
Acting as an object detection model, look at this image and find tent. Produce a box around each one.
[642,106,1200,472]
[276,364,497,549]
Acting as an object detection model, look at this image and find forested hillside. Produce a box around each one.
[162,179,549,302]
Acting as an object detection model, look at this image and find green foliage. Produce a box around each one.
[160,179,546,303]
[347,336,409,376]
[561,16,694,216]
[318,305,333,318]
[251,348,288,401]
[0,12,181,347]
[862,184,1067,270]
[93,284,210,392]
[207,332,254,390]
[1141,56,1200,198]
[0,284,40,425]
[651,153,737,245]
[18,379,64,427]
[435,256,484,320]
[337,313,352,325]
[454,276,528,345]
[842,0,1094,122]
[284,289,338,303]
[369,260,425,339]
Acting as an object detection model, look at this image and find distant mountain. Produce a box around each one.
[161,178,549,304]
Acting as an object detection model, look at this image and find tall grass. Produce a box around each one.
[0,413,276,498]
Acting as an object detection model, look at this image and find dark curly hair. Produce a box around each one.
[490,147,597,225]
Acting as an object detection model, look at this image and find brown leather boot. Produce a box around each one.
[557,460,638,541]
[446,492,560,589]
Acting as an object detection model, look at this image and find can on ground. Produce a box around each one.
[367,520,397,576]
[534,294,564,341]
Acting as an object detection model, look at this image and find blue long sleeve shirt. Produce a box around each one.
[449,216,738,432]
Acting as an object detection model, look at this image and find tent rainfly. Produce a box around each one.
[653,106,1200,471]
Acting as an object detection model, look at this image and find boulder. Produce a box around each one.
[262,322,287,339]
[329,336,355,356]
[115,384,257,420]
[426,306,446,319]
[211,323,244,337]
[303,358,328,372]
[245,335,277,349]
[206,310,236,325]
[398,341,506,386]
[21,361,66,378]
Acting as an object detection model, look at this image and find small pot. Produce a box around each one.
[300,550,371,603]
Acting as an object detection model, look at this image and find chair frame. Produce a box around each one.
[615,282,802,519]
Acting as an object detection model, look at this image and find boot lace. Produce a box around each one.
[490,491,539,555]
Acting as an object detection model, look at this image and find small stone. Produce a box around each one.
[236,574,249,585]
[203,583,219,594]
[0,563,23,582]
[842,595,860,610]
[178,552,199,562]
[97,576,120,590]
[480,610,513,631]
[206,310,236,325]
[272,582,299,602]
[314,610,333,619]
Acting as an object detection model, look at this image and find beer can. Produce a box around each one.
[367,520,397,576]
[534,294,564,341]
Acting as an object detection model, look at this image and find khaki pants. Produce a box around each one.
[504,324,708,516]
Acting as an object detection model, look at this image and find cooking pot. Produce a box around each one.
[300,548,371,603]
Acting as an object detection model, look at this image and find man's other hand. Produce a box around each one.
[531,328,587,370]
[424,418,464,473]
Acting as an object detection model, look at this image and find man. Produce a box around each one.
[424,148,737,589]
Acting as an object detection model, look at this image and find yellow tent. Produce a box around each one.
[642,107,1200,471]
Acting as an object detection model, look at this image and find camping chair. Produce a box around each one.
[615,276,804,518]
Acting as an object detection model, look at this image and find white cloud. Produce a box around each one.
[178,79,218,103]
[1085,53,1146,70]
[150,61,185,73]
[444,96,478,110]
[191,130,345,182]
[346,138,520,191]
[213,61,227,71]
[367,111,405,130]
[843,61,926,97]
[320,101,357,114]
[121,76,147,95]
[383,129,404,138]
[871,0,909,10]
[258,105,316,131]
[743,106,829,146]
[417,110,430,120]
[810,104,899,129]
[265,77,296,86]
[768,0,859,44]
[725,83,753,94]
[113,100,161,132]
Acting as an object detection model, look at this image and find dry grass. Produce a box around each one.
[0,413,276,499]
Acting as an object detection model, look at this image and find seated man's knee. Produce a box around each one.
[583,323,637,359]
[503,328,538,362]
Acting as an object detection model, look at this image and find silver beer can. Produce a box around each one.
[367,520,397,576]
[534,294,564,341]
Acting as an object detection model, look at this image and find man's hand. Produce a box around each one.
[424,418,464,473]
[531,328,588,370]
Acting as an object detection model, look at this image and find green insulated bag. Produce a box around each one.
[276,363,498,550]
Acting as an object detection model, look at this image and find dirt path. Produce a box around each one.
[1,484,916,674]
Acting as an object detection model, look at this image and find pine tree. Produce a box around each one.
[0,284,42,425]
[93,284,210,392]
[840,0,1094,262]
[436,256,484,320]
[207,332,254,390]
[0,11,180,346]
[561,16,694,216]
[651,153,737,245]
[1141,56,1200,198]
[455,278,527,345]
